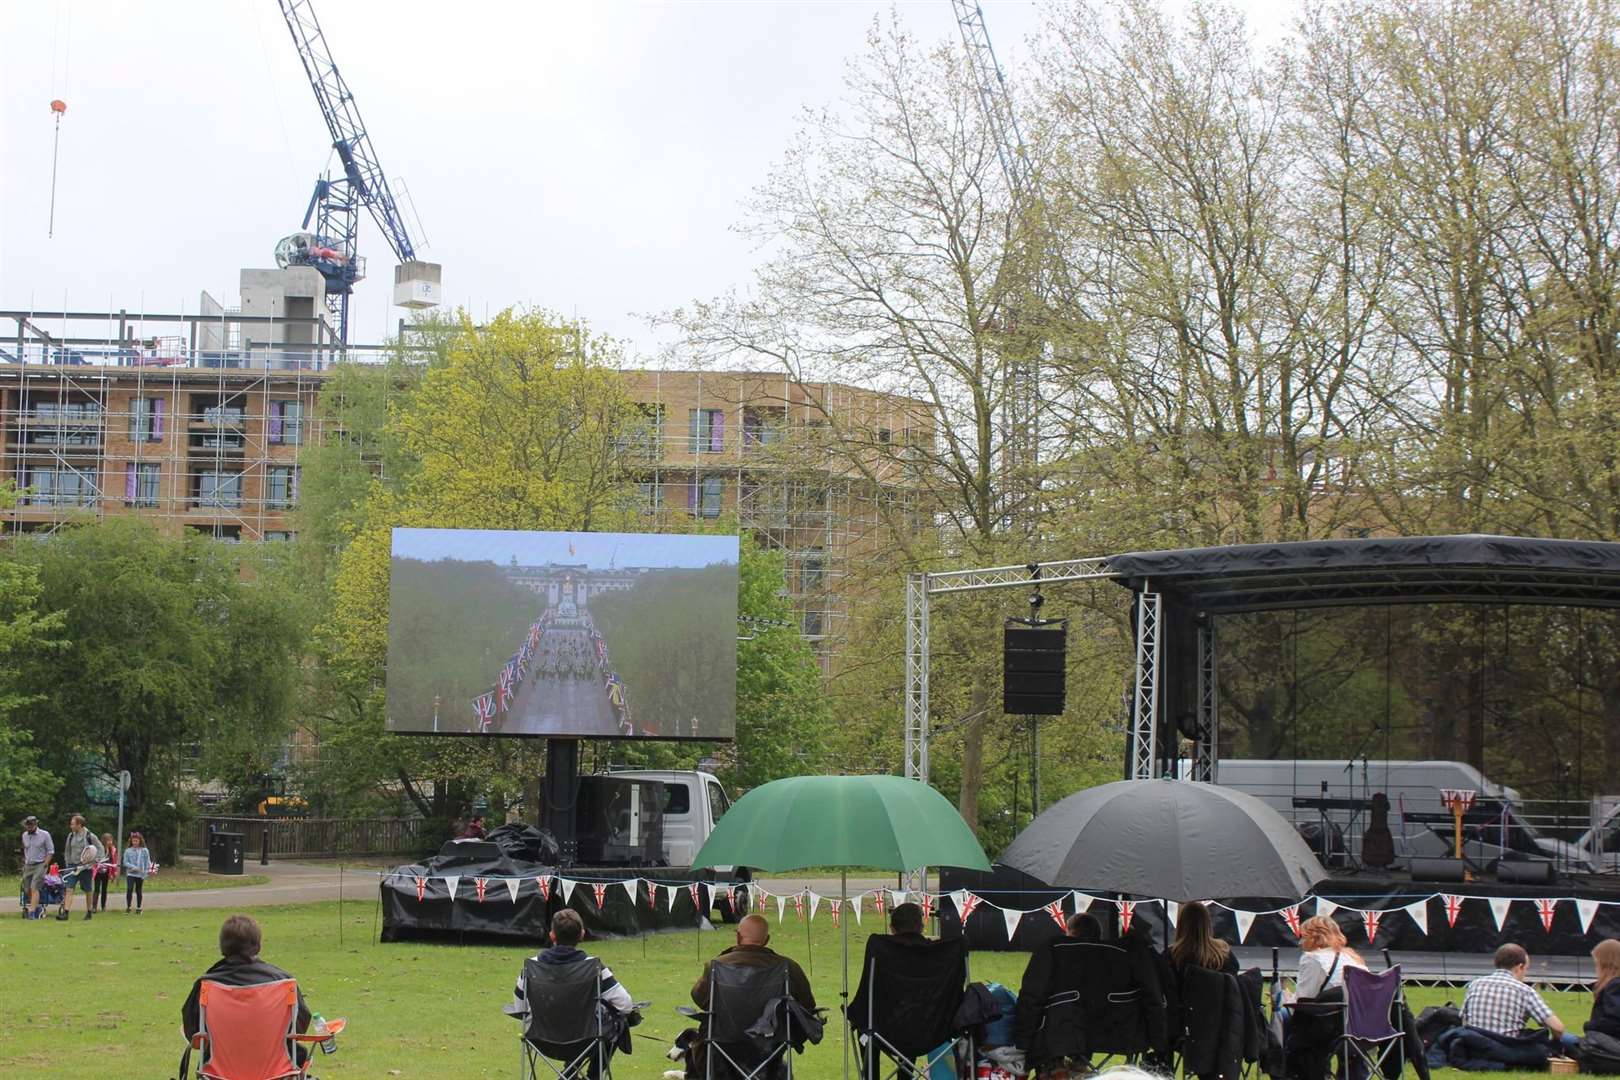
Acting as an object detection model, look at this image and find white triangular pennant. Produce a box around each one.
[851,893,862,925]
[1488,897,1512,932]
[1316,898,1338,918]
[952,890,968,915]
[1405,900,1428,936]
[560,877,576,905]
[1234,909,1256,943]
[777,894,788,921]
[1166,901,1180,928]
[1003,907,1023,941]
[442,875,460,901]
[621,878,639,903]
[1579,898,1602,934]
[890,889,908,909]
[667,884,678,912]
[505,877,521,905]
[808,892,821,921]
[1071,891,1091,912]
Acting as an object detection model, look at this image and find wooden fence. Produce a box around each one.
[180,817,431,860]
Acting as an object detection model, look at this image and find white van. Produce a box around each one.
[1207,759,1585,869]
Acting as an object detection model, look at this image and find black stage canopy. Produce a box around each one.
[1108,534,1620,614]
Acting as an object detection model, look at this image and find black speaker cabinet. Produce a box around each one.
[1004,625,1067,715]
[1496,859,1556,885]
[1408,856,1468,882]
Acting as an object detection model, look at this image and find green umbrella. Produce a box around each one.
[690,774,990,1080]
[691,774,992,875]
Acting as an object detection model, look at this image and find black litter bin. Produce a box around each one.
[208,831,245,875]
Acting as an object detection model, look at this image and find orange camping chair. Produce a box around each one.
[184,978,346,1080]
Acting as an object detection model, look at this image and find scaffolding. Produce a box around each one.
[622,369,934,666]
[0,306,375,541]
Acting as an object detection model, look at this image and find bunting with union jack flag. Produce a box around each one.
[473,693,496,731]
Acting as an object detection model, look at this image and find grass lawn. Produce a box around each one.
[0,899,1589,1079]
[2,869,271,898]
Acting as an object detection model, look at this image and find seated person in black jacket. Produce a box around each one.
[182,915,315,1070]
[1591,940,1620,1041]
[1016,910,1168,1070]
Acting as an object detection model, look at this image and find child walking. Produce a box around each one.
[93,832,118,913]
[121,831,151,913]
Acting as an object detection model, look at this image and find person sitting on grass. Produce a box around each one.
[1588,939,1620,1041]
[182,914,316,1070]
[1462,943,1579,1055]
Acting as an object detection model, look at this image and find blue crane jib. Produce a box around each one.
[275,0,439,344]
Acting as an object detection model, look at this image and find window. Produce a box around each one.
[742,405,785,447]
[688,408,725,453]
[194,471,243,509]
[25,469,97,507]
[129,398,166,442]
[268,400,303,445]
[125,463,160,507]
[628,403,664,456]
[688,476,723,518]
[266,466,299,509]
[707,781,729,826]
[638,480,663,511]
[662,785,691,815]
[802,610,825,638]
[263,531,295,542]
[878,428,892,444]
[801,551,825,592]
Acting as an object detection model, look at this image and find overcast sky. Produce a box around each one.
[0,1,1277,359]
[393,528,737,569]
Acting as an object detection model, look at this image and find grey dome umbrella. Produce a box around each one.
[999,779,1328,902]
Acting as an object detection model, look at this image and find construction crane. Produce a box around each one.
[274,0,440,346]
[950,0,1041,521]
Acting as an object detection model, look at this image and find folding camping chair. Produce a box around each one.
[680,960,801,1080]
[181,978,344,1080]
[1335,966,1406,1080]
[516,956,620,1080]
[847,936,972,1080]
[1024,940,1167,1070]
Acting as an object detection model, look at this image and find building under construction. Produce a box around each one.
[2,291,931,661]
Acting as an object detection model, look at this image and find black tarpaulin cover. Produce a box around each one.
[380,841,713,942]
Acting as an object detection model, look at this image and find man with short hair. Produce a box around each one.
[887,902,930,945]
[19,815,53,919]
[1463,944,1579,1053]
[513,909,637,1078]
[58,813,99,920]
[693,913,816,1011]
[182,915,316,1070]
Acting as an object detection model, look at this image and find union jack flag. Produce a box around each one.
[1362,909,1382,942]
[1044,900,1066,930]
[475,877,489,902]
[414,877,427,902]
[1282,904,1302,938]
[957,892,982,922]
[592,884,607,908]
[473,693,496,731]
[1443,894,1464,927]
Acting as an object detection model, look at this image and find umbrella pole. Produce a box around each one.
[841,868,850,1080]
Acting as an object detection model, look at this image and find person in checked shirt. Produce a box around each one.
[1462,943,1580,1054]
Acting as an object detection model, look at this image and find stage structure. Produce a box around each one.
[904,535,1620,786]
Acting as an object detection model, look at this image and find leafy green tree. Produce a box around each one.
[0,481,67,847]
[15,519,305,830]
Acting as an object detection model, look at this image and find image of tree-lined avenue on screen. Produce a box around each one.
[386,528,738,738]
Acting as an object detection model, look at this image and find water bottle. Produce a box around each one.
[311,1013,337,1055]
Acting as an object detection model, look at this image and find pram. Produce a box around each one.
[18,864,65,914]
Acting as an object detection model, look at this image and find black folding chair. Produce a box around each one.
[1027,940,1167,1069]
[516,956,617,1080]
[847,936,972,1080]
[682,960,798,1080]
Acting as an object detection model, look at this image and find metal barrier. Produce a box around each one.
[180,817,430,860]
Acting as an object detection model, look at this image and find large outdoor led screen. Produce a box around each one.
[387,528,738,739]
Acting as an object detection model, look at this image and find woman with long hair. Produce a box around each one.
[1296,914,1366,999]
[1588,939,1620,1039]
[1171,901,1238,974]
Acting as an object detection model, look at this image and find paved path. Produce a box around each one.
[148,860,902,911]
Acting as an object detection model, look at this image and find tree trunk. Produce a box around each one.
[957,683,990,835]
